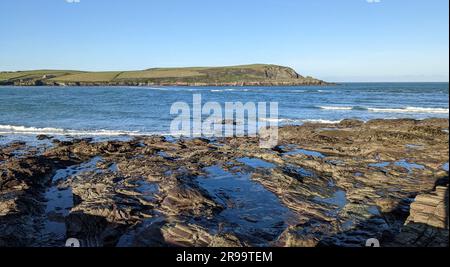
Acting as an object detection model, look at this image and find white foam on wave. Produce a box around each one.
[210,88,238,92]
[0,125,159,136]
[318,105,448,114]
[120,86,170,91]
[318,106,353,110]
[259,118,298,123]
[209,88,254,93]
[144,87,171,91]
[368,107,449,114]
[301,119,343,124]
[259,118,342,124]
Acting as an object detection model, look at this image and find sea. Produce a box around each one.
[0,83,448,145]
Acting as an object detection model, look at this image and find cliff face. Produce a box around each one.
[0,64,331,86]
[264,65,300,79]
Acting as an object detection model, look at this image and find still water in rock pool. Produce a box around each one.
[41,157,102,245]
[198,165,295,245]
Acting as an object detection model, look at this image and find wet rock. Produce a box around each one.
[0,154,64,246]
[0,118,448,247]
[385,186,449,247]
[406,186,448,229]
[66,212,125,247]
[36,135,53,141]
[161,221,243,247]
[338,119,365,128]
[160,178,221,217]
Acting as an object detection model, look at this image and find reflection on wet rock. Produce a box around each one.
[0,118,448,247]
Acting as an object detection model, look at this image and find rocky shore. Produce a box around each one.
[33,80,329,87]
[0,118,448,247]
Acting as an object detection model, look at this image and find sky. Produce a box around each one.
[0,0,448,82]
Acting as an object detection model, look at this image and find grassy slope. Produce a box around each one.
[0,64,326,85]
[0,70,83,82]
[52,71,122,82]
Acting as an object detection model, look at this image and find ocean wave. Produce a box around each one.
[0,125,159,136]
[121,86,170,91]
[259,118,297,123]
[259,118,342,124]
[368,107,449,114]
[144,87,171,91]
[285,90,307,93]
[318,106,353,110]
[210,88,241,92]
[318,105,448,114]
[301,119,343,124]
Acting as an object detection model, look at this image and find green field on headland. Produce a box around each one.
[0,64,329,86]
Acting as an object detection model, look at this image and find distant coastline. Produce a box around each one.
[0,64,331,87]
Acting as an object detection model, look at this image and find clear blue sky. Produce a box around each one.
[0,0,448,82]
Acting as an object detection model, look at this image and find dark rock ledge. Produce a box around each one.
[0,118,448,247]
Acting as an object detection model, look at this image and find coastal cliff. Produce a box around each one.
[0,64,330,87]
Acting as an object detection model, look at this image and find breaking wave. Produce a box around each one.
[367,107,449,114]
[318,106,353,110]
[259,118,298,123]
[210,88,244,92]
[318,106,448,114]
[259,118,342,124]
[300,119,343,124]
[0,125,159,136]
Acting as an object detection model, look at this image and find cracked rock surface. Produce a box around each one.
[1,118,448,247]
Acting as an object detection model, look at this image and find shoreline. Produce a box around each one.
[1,82,449,89]
[1,118,449,247]
[0,82,334,87]
[1,81,448,87]
[1,117,449,141]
